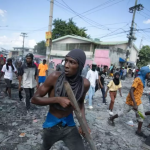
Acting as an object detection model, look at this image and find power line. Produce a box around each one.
[53,0,129,33]
[71,0,117,19]
[94,23,129,39]
[78,0,125,17]
[58,0,110,30]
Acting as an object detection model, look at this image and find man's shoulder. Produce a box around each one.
[83,78,90,91]
[47,71,62,81]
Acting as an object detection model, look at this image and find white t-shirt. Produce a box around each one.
[2,64,17,80]
[86,70,98,87]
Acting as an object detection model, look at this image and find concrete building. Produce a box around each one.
[8,47,34,58]
[51,35,139,67]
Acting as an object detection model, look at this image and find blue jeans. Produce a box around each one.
[101,86,106,103]
[85,86,95,106]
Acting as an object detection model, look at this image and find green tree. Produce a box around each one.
[52,18,89,39]
[137,45,150,67]
[33,41,46,55]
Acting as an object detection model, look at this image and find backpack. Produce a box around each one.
[0,57,4,65]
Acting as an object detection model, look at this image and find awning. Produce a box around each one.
[119,57,125,63]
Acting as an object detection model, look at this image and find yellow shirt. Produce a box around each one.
[126,77,143,106]
[38,64,48,76]
[107,80,122,91]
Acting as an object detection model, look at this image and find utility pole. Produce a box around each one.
[20,33,27,57]
[46,0,54,66]
[126,0,144,63]
[139,37,143,50]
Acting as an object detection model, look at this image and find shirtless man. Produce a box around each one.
[31,49,90,150]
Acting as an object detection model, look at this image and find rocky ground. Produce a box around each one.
[0,77,150,150]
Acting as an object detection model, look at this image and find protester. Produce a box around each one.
[99,66,108,104]
[0,54,6,71]
[122,67,127,80]
[120,67,123,79]
[105,72,122,115]
[85,63,99,109]
[108,66,150,138]
[34,60,39,68]
[31,49,90,150]
[18,53,38,112]
[132,67,135,77]
[135,68,140,78]
[0,58,17,99]
[109,64,114,77]
[38,59,48,85]
[97,65,100,73]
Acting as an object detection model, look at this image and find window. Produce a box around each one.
[52,43,91,51]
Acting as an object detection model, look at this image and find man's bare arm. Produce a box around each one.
[31,72,60,106]
[99,76,103,88]
[130,87,136,106]
[31,72,71,107]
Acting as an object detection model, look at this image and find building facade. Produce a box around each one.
[51,35,139,67]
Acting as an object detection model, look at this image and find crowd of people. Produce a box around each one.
[0,49,150,150]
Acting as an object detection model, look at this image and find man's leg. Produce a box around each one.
[5,79,12,98]
[101,86,106,103]
[109,103,131,123]
[24,88,31,110]
[41,127,63,150]
[135,104,147,137]
[29,88,35,99]
[63,126,85,150]
[89,86,93,107]
[109,92,115,111]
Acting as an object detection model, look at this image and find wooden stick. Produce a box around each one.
[64,81,97,150]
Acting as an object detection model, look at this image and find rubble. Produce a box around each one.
[0,77,150,150]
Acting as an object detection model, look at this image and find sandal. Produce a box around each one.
[108,117,115,126]
[136,131,147,138]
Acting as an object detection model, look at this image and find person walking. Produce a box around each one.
[38,59,48,85]
[18,53,38,112]
[85,63,99,109]
[0,58,17,99]
[108,66,150,138]
[99,66,108,104]
[105,72,122,115]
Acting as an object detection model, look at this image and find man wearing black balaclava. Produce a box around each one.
[31,49,90,150]
[85,63,99,109]
[18,53,38,113]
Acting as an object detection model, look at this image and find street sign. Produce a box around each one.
[46,39,50,47]
[45,32,52,39]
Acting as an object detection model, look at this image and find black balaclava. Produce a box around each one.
[92,64,97,71]
[54,49,86,111]
[113,72,120,85]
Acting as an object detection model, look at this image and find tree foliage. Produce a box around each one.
[137,45,150,67]
[33,41,46,55]
[52,18,89,39]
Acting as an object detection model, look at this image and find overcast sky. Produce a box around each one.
[0,0,150,50]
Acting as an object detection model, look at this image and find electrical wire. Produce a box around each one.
[56,0,110,30]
